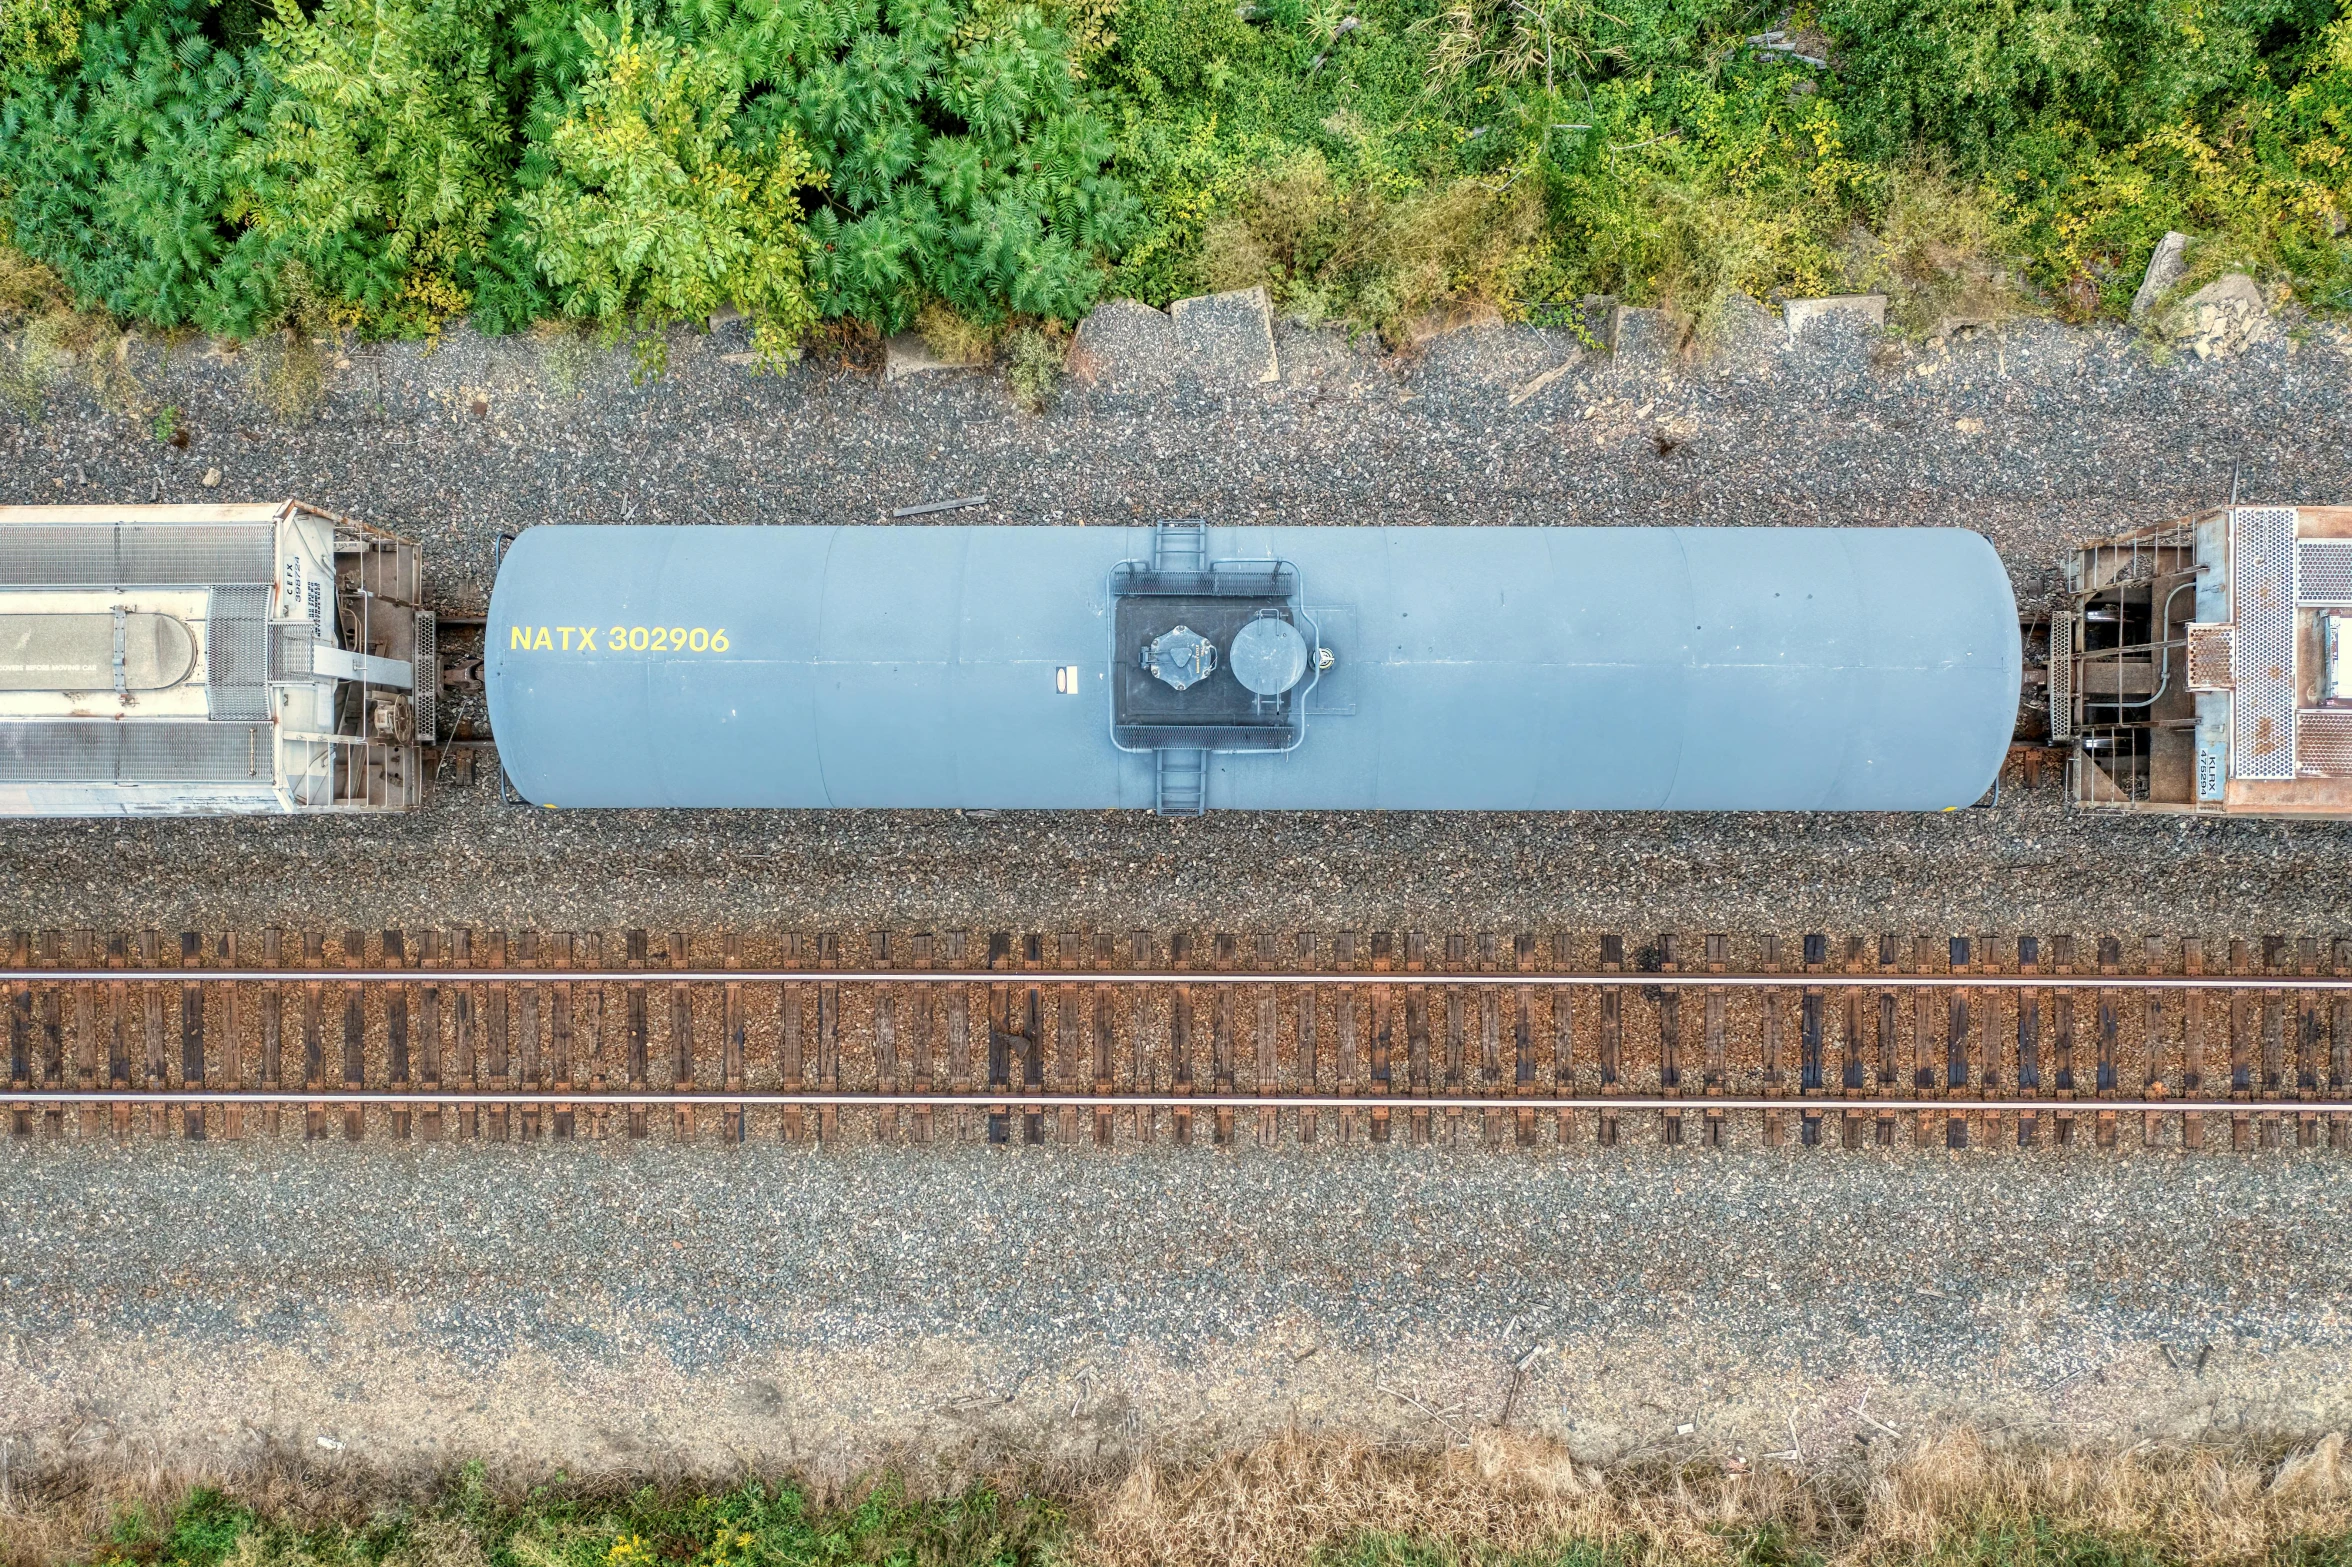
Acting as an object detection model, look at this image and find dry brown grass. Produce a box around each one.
[1078,1429,1603,1567]
[0,246,68,323]
[2,1426,2349,1567]
[915,301,998,366]
[1073,1425,2352,1567]
[0,305,153,420]
[1842,167,2035,338]
[1202,155,1544,344]
[0,1444,423,1567]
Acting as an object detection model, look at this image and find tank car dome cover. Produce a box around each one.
[486,524,2020,811]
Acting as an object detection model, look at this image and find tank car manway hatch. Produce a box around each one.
[2057,504,2352,815]
[1110,521,1327,815]
[0,502,430,815]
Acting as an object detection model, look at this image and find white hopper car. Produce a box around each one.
[0,502,430,814]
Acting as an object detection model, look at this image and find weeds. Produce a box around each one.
[1842,166,2032,337]
[1201,157,1542,342]
[1078,1426,2352,1567]
[531,319,598,401]
[0,245,66,321]
[916,302,999,367]
[1005,325,1066,412]
[7,0,2352,352]
[236,260,353,420]
[5,1431,2352,1567]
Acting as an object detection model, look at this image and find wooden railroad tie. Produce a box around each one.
[3,929,2349,1153]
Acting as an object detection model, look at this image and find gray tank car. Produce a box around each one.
[486,521,2021,813]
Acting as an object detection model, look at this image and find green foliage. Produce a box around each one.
[1823,0,2334,172]
[1202,151,1541,336]
[479,1478,1062,1567]
[6,0,2352,357]
[160,1490,260,1567]
[512,6,820,365]
[505,0,1136,337]
[0,0,287,334]
[241,0,513,335]
[1104,0,1487,306]
[0,0,84,83]
[1003,319,1062,406]
[1820,0,2352,313]
[1525,63,1861,339]
[800,3,1136,327]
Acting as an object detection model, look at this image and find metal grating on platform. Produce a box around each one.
[203,586,271,721]
[2297,709,2352,776]
[2186,622,2236,691]
[2230,506,2299,781]
[2300,540,2352,605]
[0,522,275,588]
[2048,613,2073,741]
[0,721,270,783]
[413,611,437,745]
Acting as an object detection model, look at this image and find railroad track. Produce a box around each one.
[6,929,2350,1151]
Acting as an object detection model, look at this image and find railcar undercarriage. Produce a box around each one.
[2059,505,2352,815]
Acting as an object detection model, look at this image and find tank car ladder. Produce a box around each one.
[1155,749,1207,817]
[1146,522,1212,816]
[1152,520,1207,573]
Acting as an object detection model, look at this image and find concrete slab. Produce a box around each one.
[2131,231,2189,322]
[1168,284,1281,384]
[1784,294,1887,340]
[882,332,969,383]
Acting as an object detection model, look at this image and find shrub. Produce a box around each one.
[240,0,514,336]
[788,2,1138,329]
[1003,318,1062,406]
[1823,0,2336,173]
[915,298,997,359]
[513,6,821,366]
[0,0,84,83]
[1843,164,2033,333]
[0,0,286,335]
[1201,152,1542,337]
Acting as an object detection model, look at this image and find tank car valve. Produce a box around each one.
[1143,626,1219,691]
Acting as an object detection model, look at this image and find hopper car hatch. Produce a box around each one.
[0,501,429,815]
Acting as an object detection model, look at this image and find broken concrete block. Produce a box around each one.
[2131,231,2189,322]
[882,332,970,383]
[1067,299,1178,386]
[2168,272,2273,360]
[1782,294,1886,340]
[1168,284,1280,384]
[1403,299,1502,346]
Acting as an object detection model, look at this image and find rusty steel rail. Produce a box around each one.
[10,1089,2352,1113]
[10,968,2352,991]
[9,926,2352,1155]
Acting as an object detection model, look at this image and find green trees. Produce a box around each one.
[514,9,820,360]
[0,0,282,334]
[238,0,512,333]
[0,0,1134,352]
[5,0,2352,358]
[793,3,1136,328]
[576,0,1138,331]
